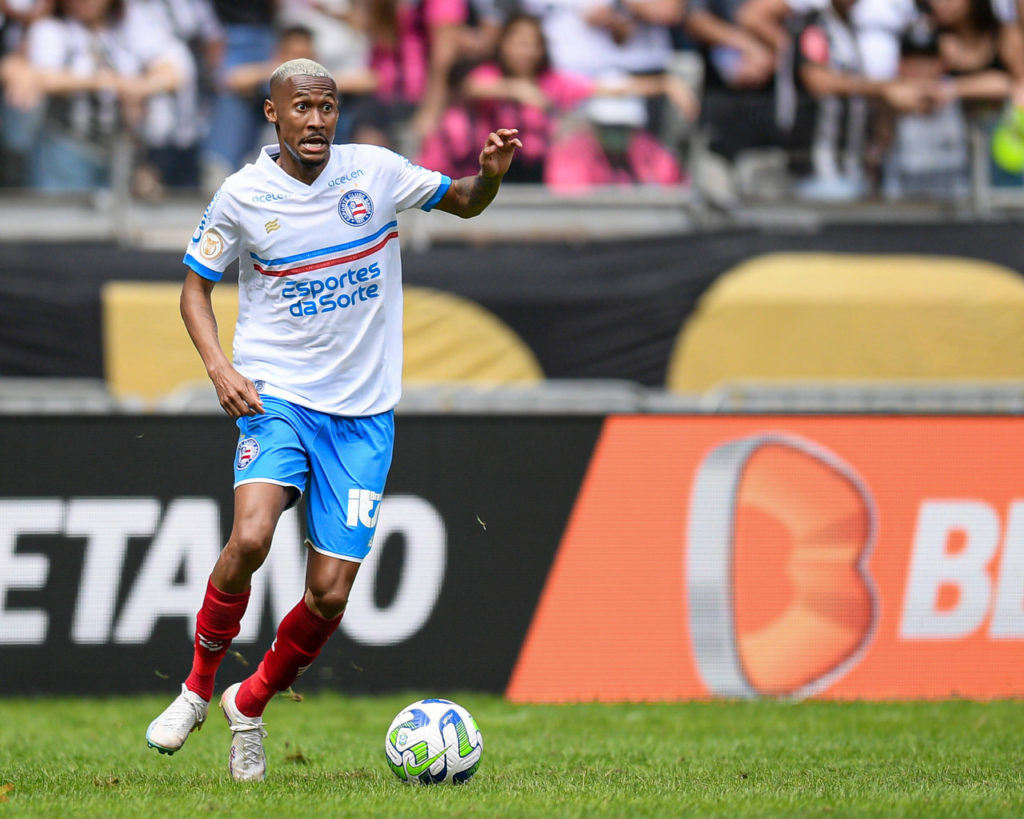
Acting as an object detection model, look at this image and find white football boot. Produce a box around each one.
[221,682,268,782]
[146,683,209,754]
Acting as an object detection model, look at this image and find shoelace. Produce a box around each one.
[230,720,267,769]
[165,689,206,731]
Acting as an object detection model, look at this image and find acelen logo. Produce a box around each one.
[507,417,1024,703]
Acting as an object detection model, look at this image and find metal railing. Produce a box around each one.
[3,377,1023,415]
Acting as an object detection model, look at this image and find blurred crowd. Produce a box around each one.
[0,0,1022,201]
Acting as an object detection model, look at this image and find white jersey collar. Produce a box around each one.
[256,143,338,189]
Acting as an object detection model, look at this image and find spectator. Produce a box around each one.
[200,23,318,169]
[978,0,1023,97]
[201,0,275,187]
[1,0,53,49]
[884,0,1013,198]
[209,22,378,160]
[417,12,691,188]
[457,0,507,61]
[521,0,684,139]
[126,1,214,193]
[276,1,378,142]
[0,0,52,186]
[12,0,188,193]
[522,0,682,78]
[127,0,223,114]
[738,0,921,79]
[741,0,1017,81]
[790,0,932,200]
[347,0,468,153]
[684,0,815,162]
[930,0,1014,99]
[277,0,369,77]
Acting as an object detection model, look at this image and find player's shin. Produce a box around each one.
[234,599,342,717]
[185,579,251,701]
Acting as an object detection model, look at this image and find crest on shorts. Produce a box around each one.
[236,437,260,469]
[338,190,374,226]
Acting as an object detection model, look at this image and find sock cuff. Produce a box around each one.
[288,600,342,650]
[206,579,251,606]
[196,579,251,641]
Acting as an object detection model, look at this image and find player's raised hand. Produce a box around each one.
[479,129,522,179]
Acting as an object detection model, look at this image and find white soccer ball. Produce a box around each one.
[384,698,483,785]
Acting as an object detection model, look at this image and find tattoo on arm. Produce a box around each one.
[454,172,502,217]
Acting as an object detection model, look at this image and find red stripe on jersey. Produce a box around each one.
[254,231,398,278]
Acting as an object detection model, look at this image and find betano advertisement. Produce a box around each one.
[508,416,1024,702]
[0,415,598,696]
[2,415,1023,700]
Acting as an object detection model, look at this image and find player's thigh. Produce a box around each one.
[304,410,395,563]
[229,481,295,551]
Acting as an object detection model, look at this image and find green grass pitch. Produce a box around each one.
[1,693,1022,817]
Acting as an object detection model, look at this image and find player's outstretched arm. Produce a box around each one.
[180,270,264,418]
[435,128,522,219]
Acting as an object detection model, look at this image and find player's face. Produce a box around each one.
[266,75,339,173]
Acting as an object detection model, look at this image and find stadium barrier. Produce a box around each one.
[6,223,1024,396]
[3,413,1024,701]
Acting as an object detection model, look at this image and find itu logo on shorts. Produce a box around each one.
[338,190,374,226]
[236,437,260,469]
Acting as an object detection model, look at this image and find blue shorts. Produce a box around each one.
[233,396,394,562]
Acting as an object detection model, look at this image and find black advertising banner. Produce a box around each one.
[4,222,1024,383]
[0,415,600,696]
[0,242,186,379]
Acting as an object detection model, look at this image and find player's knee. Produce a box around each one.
[307,586,349,620]
[227,528,273,567]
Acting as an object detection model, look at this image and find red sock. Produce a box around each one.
[184,579,250,702]
[235,600,341,717]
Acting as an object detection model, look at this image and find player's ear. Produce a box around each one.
[264,98,277,124]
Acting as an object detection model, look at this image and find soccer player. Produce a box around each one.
[145,57,520,782]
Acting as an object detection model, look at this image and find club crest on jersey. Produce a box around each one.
[338,190,374,226]
[236,437,260,469]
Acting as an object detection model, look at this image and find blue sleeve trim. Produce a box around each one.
[183,253,224,282]
[421,175,452,212]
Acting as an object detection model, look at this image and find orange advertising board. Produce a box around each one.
[506,416,1024,702]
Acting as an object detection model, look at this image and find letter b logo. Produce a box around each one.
[687,434,877,698]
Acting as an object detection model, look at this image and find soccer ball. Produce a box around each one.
[384,698,483,785]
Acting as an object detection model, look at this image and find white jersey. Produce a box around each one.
[183,143,451,416]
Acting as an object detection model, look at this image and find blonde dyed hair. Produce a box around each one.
[269,58,334,90]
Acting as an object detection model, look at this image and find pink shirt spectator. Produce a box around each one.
[465,62,593,164]
[370,0,467,104]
